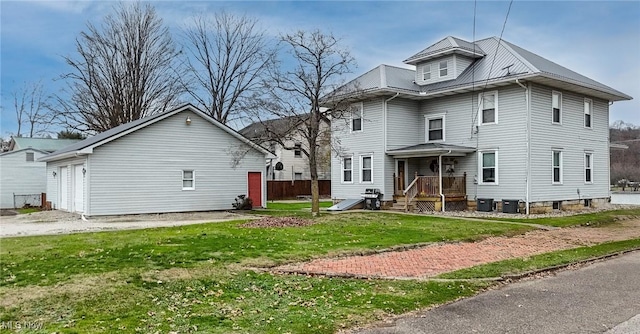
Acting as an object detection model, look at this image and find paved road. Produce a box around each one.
[358,251,640,334]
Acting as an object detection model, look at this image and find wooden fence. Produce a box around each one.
[267,180,331,200]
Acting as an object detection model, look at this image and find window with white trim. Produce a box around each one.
[422,64,431,81]
[350,103,363,132]
[26,152,34,162]
[479,151,498,184]
[584,153,593,183]
[479,91,498,125]
[360,155,372,183]
[294,173,302,180]
[182,170,195,190]
[425,114,445,142]
[294,143,302,158]
[439,60,448,77]
[584,98,592,128]
[341,156,353,183]
[552,91,562,124]
[552,150,562,184]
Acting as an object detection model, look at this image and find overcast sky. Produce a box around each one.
[1,0,639,137]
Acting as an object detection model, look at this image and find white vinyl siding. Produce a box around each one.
[81,109,266,215]
[341,156,353,183]
[552,91,562,124]
[552,150,562,184]
[584,98,592,128]
[479,91,498,125]
[479,151,498,185]
[182,170,195,190]
[360,154,373,183]
[529,83,609,202]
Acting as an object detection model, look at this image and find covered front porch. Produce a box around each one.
[387,143,476,212]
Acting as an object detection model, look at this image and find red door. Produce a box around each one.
[248,172,262,207]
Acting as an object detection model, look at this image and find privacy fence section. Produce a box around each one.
[267,180,331,200]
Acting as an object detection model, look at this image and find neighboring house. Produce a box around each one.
[40,104,273,216]
[0,148,49,208]
[240,114,331,181]
[8,137,83,153]
[328,36,632,213]
[0,137,82,208]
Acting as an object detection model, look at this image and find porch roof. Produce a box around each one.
[386,143,476,158]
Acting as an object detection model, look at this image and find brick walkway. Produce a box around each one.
[275,221,640,279]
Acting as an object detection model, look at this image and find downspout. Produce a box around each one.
[516,79,530,215]
[439,149,453,212]
[384,92,400,200]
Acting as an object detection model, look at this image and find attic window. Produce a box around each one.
[350,103,363,132]
[439,61,448,77]
[294,143,302,158]
[422,64,431,80]
[26,152,34,162]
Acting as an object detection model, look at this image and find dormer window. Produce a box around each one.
[422,64,431,80]
[439,61,448,77]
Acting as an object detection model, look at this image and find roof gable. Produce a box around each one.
[10,137,82,153]
[41,104,272,162]
[404,36,485,65]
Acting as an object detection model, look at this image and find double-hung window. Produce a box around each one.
[584,98,592,128]
[479,151,498,184]
[350,103,363,132]
[584,153,593,183]
[479,91,498,125]
[294,143,302,158]
[552,150,562,184]
[422,64,431,81]
[182,170,195,190]
[425,114,445,142]
[439,61,448,77]
[360,155,373,183]
[341,156,353,183]
[552,91,562,124]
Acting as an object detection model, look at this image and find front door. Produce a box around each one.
[397,160,406,195]
[59,167,68,210]
[248,172,262,207]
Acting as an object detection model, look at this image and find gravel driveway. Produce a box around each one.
[0,210,254,238]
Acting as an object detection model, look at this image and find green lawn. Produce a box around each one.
[0,208,638,333]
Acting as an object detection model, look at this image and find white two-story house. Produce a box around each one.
[240,114,331,181]
[328,36,632,214]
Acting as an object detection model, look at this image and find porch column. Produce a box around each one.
[439,155,444,212]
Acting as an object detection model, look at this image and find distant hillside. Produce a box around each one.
[610,121,640,184]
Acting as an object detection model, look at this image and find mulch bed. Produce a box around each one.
[240,217,317,228]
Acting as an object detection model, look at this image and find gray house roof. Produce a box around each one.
[9,137,82,153]
[331,36,631,103]
[404,36,485,65]
[41,103,273,162]
[240,114,310,141]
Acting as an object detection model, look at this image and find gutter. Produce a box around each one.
[515,79,530,215]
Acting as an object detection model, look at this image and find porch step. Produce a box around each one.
[387,202,413,212]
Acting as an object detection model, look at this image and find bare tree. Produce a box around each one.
[255,30,357,216]
[180,12,277,125]
[10,80,52,137]
[53,2,182,134]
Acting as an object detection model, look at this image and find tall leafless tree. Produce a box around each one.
[10,80,52,137]
[53,2,182,134]
[180,12,277,125]
[255,30,357,215]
